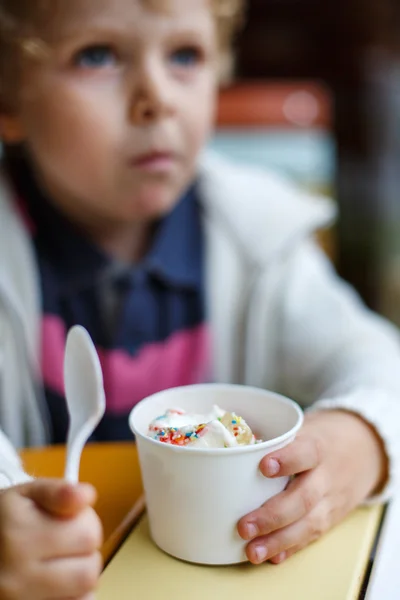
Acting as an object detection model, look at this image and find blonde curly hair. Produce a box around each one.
[0,0,245,110]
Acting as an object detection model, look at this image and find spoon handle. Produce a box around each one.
[65,441,84,483]
[64,420,97,483]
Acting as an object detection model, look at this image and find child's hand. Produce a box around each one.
[0,479,103,599]
[238,410,388,565]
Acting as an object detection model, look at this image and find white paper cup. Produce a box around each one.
[129,383,303,565]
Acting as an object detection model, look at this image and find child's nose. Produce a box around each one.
[128,62,174,125]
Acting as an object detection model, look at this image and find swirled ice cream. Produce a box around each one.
[147,405,260,448]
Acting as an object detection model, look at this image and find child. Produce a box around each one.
[0,0,400,597]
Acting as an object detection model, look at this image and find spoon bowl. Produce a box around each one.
[64,325,106,483]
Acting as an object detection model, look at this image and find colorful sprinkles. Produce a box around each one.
[149,422,209,446]
[148,407,261,447]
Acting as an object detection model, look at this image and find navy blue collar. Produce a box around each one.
[144,184,203,289]
[5,153,203,292]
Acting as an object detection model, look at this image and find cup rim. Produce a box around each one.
[129,383,304,455]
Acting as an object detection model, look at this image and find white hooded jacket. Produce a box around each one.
[1,152,400,499]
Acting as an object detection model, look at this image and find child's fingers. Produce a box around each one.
[12,589,97,600]
[40,507,103,560]
[269,540,316,565]
[269,546,302,564]
[244,498,332,565]
[0,493,102,564]
[59,595,96,600]
[39,552,102,598]
[269,551,288,565]
[259,433,323,478]
[237,470,324,541]
[19,480,97,518]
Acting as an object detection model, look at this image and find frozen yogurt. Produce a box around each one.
[147,405,260,448]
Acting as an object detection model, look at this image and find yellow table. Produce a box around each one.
[20,443,383,600]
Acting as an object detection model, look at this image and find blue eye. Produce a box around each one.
[170,47,201,67]
[74,45,117,68]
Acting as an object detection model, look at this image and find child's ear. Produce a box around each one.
[0,114,25,143]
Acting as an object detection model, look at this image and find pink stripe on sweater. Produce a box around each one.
[41,316,211,414]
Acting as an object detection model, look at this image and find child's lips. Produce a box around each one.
[129,151,177,172]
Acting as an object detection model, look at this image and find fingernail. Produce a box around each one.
[254,544,268,563]
[245,523,259,539]
[267,458,280,476]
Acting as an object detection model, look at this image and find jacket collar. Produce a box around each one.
[0,150,336,331]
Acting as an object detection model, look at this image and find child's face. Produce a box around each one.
[5,0,218,226]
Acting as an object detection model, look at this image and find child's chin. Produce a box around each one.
[127,187,181,220]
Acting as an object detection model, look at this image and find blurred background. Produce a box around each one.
[209,0,400,324]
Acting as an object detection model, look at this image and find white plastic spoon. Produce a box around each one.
[64,325,106,483]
